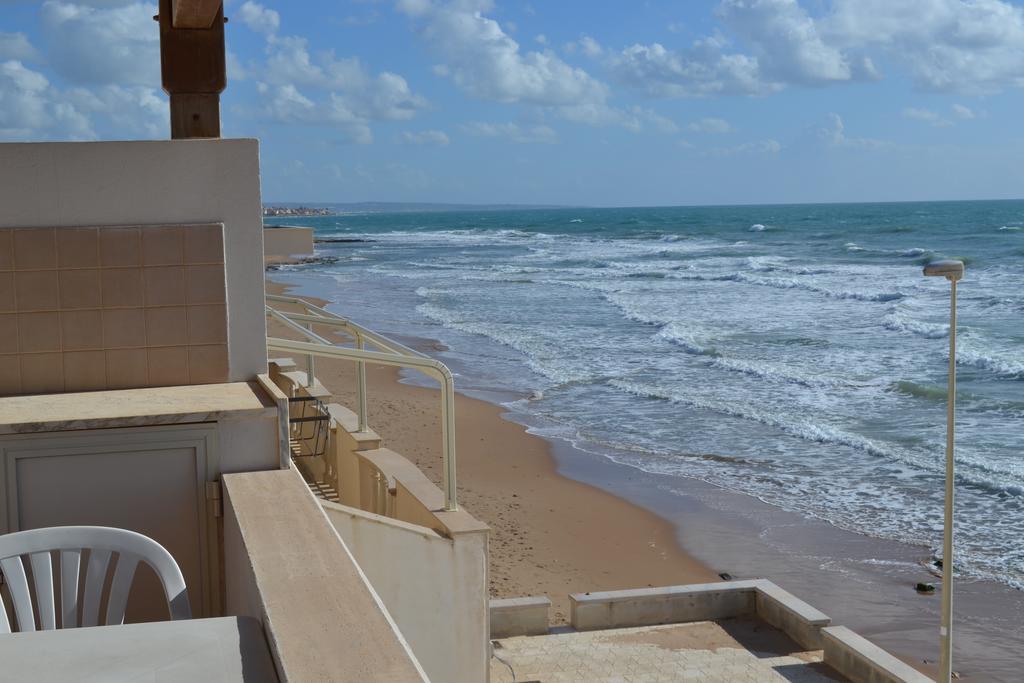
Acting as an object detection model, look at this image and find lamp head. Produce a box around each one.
[923,259,964,281]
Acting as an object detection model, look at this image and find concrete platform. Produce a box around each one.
[489,616,847,683]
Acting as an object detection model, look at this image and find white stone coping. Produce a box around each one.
[822,626,934,683]
[753,580,831,624]
[0,381,277,434]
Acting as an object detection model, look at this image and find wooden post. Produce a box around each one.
[159,0,226,139]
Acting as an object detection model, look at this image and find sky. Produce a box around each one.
[2,0,1024,206]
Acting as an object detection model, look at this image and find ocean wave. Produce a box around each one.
[745,256,833,275]
[882,309,948,339]
[888,380,949,401]
[956,337,1024,379]
[415,302,600,385]
[608,378,898,459]
[668,270,906,302]
[999,225,1021,231]
[749,223,768,232]
[655,322,719,356]
[709,356,846,388]
[606,378,1024,498]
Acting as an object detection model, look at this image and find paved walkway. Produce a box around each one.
[490,617,846,682]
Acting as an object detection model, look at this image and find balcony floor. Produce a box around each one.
[489,616,846,683]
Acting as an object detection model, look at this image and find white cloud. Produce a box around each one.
[579,35,603,59]
[398,1,608,107]
[825,0,1024,93]
[951,103,975,120]
[903,107,952,127]
[397,129,450,145]
[534,34,547,45]
[611,39,772,97]
[610,0,1024,98]
[251,34,428,141]
[0,58,163,141]
[398,2,661,132]
[0,32,41,62]
[0,60,55,137]
[635,107,678,133]
[396,0,432,16]
[688,117,732,133]
[462,121,558,144]
[718,0,870,86]
[236,1,280,35]
[816,112,886,148]
[708,138,782,156]
[256,82,374,143]
[40,1,159,87]
[64,83,165,136]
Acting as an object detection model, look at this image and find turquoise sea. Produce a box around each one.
[269,200,1024,591]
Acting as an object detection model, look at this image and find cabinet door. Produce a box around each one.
[0,424,220,621]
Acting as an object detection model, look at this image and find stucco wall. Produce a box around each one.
[323,500,490,683]
[0,139,267,382]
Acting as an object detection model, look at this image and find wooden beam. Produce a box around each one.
[160,0,225,138]
[171,0,222,29]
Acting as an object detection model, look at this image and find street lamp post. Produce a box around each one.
[923,258,965,683]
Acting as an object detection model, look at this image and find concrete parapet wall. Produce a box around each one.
[490,597,551,638]
[222,467,427,682]
[570,580,835,652]
[264,226,314,264]
[754,580,831,650]
[822,626,934,683]
[570,581,760,631]
[323,499,489,683]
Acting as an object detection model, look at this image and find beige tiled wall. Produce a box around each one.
[0,224,229,395]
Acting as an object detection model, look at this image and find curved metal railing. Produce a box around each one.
[265,294,458,511]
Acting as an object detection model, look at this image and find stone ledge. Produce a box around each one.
[490,596,551,638]
[327,403,381,451]
[822,626,934,683]
[752,579,831,650]
[569,579,833,652]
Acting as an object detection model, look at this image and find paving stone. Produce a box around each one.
[489,620,846,682]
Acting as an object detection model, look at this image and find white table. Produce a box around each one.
[0,616,278,682]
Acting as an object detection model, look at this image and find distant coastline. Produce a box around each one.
[263,201,579,216]
[263,205,334,217]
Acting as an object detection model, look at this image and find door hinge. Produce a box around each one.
[206,480,223,518]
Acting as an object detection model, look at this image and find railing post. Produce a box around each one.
[439,369,458,511]
[304,321,315,388]
[356,333,368,433]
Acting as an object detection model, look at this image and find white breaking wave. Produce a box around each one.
[749,223,767,231]
[882,308,948,339]
[655,322,717,356]
[608,378,898,459]
[709,356,847,389]
[956,335,1024,379]
[668,270,906,302]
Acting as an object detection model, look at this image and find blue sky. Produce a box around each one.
[2,0,1024,206]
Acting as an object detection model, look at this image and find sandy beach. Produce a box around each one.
[267,279,719,622]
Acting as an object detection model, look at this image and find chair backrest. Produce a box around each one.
[0,526,191,633]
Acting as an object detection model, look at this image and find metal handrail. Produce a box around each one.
[265,296,458,511]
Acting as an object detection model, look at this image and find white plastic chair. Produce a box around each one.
[0,526,191,633]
